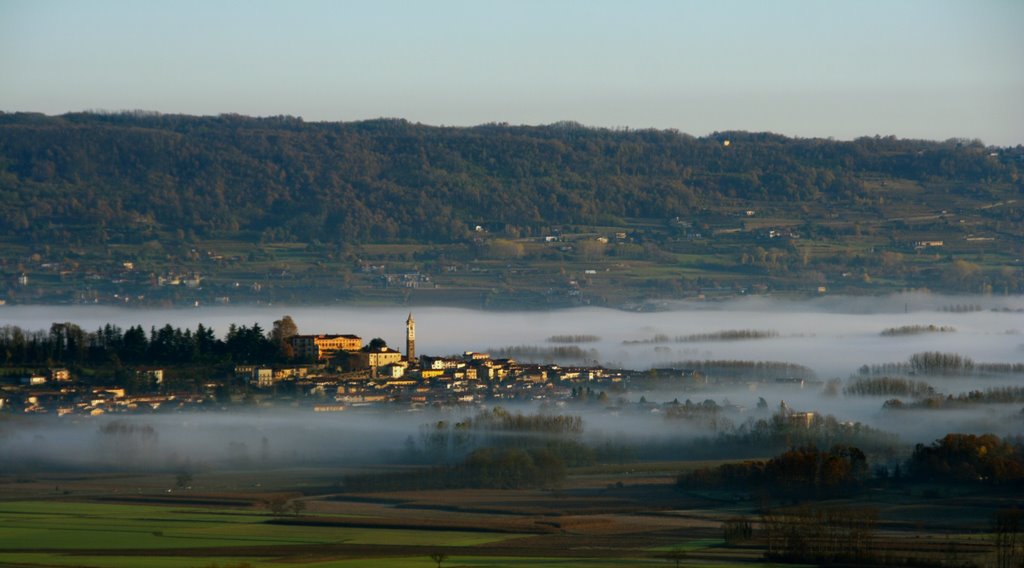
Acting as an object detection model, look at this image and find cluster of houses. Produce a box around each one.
[241,351,624,411]
[1,368,210,416]
[0,355,626,416]
[0,315,827,417]
[0,315,629,416]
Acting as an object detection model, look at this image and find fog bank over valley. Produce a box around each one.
[2,388,1021,473]
[2,293,1021,472]
[0,410,437,472]
[4,293,1021,377]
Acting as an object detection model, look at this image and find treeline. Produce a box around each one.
[883,386,1024,409]
[0,112,1016,247]
[455,407,584,434]
[909,351,974,375]
[858,352,1024,377]
[679,445,869,497]
[663,359,815,380]
[844,376,936,398]
[676,329,778,342]
[412,409,594,467]
[488,345,598,362]
[939,304,984,313]
[546,335,600,344]
[0,317,297,369]
[624,329,778,344]
[880,324,955,336]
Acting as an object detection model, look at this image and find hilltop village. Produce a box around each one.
[1,314,646,416]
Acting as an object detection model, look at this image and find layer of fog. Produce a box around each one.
[621,382,1024,444]
[0,410,437,473]
[3,385,1021,473]
[3,292,1022,377]
[2,293,1021,471]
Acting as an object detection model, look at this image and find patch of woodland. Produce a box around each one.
[907,433,1024,485]
[880,324,955,336]
[624,329,779,344]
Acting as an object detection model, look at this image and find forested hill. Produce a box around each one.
[1,111,1019,246]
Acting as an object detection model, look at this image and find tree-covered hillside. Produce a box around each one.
[0,112,1021,305]
[2,111,1018,244]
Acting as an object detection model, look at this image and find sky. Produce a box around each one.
[1,0,1022,145]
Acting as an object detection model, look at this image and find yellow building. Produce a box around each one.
[291,334,362,360]
[367,347,403,369]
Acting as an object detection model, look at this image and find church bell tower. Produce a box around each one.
[406,313,415,363]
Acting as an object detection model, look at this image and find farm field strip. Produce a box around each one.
[0,552,762,568]
[0,500,520,551]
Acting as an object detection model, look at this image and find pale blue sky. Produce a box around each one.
[2,0,1022,145]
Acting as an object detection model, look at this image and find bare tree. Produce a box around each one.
[994,508,1021,568]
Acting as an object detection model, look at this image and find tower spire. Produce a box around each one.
[406,313,415,363]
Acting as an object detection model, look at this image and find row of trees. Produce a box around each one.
[0,316,299,368]
[858,352,1024,377]
[883,386,1024,410]
[762,505,879,564]
[660,359,816,380]
[546,334,600,344]
[909,351,975,375]
[844,376,936,398]
[880,324,955,336]
[623,329,778,344]
[488,344,598,362]
[455,407,584,434]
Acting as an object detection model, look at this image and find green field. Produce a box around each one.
[0,465,754,568]
[0,500,520,567]
[0,464,1018,568]
[0,554,780,568]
